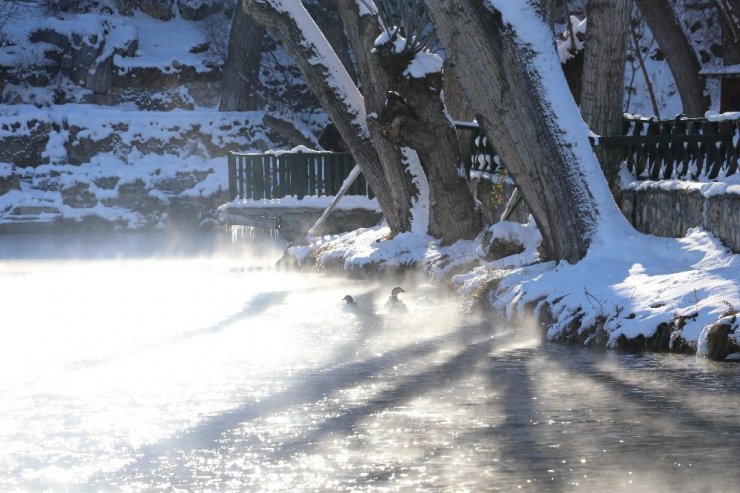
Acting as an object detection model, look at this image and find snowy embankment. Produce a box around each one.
[286,218,739,360]
[282,3,739,360]
[0,104,282,229]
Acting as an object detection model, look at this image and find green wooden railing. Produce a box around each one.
[227,151,373,201]
[464,116,739,181]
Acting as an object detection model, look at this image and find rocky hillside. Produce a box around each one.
[0,0,325,231]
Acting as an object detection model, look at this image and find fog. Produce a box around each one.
[0,231,738,492]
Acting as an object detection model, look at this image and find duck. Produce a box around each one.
[343,295,355,305]
[342,294,358,312]
[384,286,408,313]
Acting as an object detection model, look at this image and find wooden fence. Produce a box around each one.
[464,116,739,180]
[228,116,738,203]
[227,151,373,201]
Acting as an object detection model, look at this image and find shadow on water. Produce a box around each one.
[87,322,501,488]
[67,290,292,370]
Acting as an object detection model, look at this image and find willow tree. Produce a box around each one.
[242,0,412,235]
[337,0,481,242]
[423,0,633,262]
[243,0,481,243]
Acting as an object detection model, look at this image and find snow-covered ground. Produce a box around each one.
[289,217,739,359]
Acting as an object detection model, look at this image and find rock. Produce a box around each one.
[705,194,740,254]
[61,181,98,208]
[139,0,174,21]
[86,55,114,95]
[30,29,104,87]
[0,119,51,167]
[0,167,21,195]
[177,0,222,21]
[114,0,136,15]
[704,322,739,361]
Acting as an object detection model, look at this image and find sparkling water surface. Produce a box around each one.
[1,232,739,492]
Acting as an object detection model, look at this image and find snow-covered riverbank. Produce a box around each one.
[285,222,740,361]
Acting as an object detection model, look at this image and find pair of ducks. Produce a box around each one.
[343,286,407,313]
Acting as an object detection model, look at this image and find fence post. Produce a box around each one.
[228,153,237,200]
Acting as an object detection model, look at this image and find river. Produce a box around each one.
[0,232,738,492]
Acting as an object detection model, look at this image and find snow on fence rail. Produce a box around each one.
[460,116,739,181]
[227,151,373,201]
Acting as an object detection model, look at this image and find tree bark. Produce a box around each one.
[635,0,710,117]
[335,0,481,243]
[219,3,265,111]
[581,0,631,197]
[333,0,415,233]
[716,0,740,65]
[242,0,409,234]
[370,49,483,242]
[423,0,604,262]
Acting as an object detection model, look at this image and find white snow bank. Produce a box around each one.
[296,221,739,356]
[220,195,380,212]
[484,227,740,355]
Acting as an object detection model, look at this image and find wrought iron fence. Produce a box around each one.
[601,116,738,180]
[227,151,373,201]
[461,116,739,181]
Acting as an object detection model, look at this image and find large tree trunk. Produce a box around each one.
[219,3,265,111]
[424,0,613,263]
[333,0,415,233]
[370,49,483,242]
[242,0,409,234]
[635,0,710,117]
[716,0,740,65]
[335,0,481,243]
[581,0,631,196]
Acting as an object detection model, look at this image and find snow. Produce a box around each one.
[286,2,739,357]
[401,147,430,234]
[706,110,740,122]
[404,51,443,78]
[220,195,380,212]
[556,16,586,64]
[267,0,369,138]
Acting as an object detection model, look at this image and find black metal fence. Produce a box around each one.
[462,116,739,181]
[227,151,373,201]
[601,116,739,180]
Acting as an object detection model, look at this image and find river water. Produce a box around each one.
[0,232,738,492]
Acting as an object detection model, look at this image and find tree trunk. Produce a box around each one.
[335,0,481,243]
[242,0,409,234]
[635,0,710,117]
[581,0,631,196]
[424,0,607,263]
[219,3,265,111]
[716,0,740,65]
[333,0,415,233]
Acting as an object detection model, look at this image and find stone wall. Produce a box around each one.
[620,187,739,253]
[473,175,739,254]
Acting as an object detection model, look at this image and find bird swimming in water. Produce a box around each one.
[385,286,407,313]
[343,295,355,305]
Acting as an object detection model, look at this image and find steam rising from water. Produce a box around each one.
[0,232,738,492]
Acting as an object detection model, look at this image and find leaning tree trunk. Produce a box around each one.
[219,3,265,111]
[423,0,606,263]
[581,0,632,197]
[635,0,710,117]
[333,0,415,233]
[370,45,483,242]
[335,0,481,243]
[242,0,409,234]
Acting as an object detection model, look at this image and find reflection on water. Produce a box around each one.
[0,232,738,492]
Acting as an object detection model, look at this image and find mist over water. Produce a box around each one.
[1,231,739,492]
